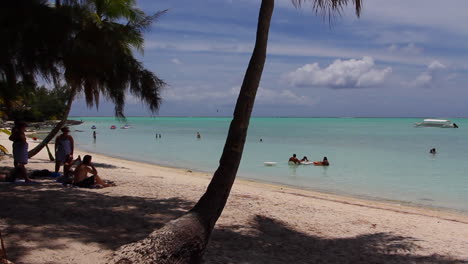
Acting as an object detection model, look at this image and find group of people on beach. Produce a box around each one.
[1,121,114,188]
[288,154,329,166]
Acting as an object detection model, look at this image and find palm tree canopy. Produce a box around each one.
[60,0,167,117]
[1,0,166,119]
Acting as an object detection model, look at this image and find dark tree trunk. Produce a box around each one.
[28,89,75,158]
[113,0,274,263]
[3,62,17,119]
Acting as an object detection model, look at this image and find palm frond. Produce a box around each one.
[0,129,12,136]
[0,144,9,154]
[292,0,362,20]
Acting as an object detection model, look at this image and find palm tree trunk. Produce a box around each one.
[191,0,274,229]
[28,88,76,158]
[113,1,274,263]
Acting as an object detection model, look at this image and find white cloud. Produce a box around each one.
[256,87,314,105]
[286,57,392,89]
[163,85,313,106]
[408,60,447,87]
[171,58,182,65]
[428,60,446,70]
[387,43,423,55]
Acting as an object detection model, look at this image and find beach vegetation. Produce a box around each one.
[0,0,167,157]
[0,81,70,122]
[113,1,362,263]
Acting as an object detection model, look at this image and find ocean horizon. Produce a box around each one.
[69,117,468,213]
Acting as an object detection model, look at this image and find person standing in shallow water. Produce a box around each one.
[55,127,74,173]
[93,131,96,140]
[9,121,32,182]
[197,132,201,139]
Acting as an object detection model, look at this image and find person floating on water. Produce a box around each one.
[301,156,309,162]
[429,148,437,154]
[288,154,301,164]
[260,138,263,142]
[314,157,329,166]
[197,132,201,139]
[453,123,458,128]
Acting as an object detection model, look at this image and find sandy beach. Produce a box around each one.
[1,133,467,264]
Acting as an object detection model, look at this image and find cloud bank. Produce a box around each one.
[287,57,392,89]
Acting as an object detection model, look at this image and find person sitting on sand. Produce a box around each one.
[73,155,114,188]
[301,156,309,162]
[314,156,330,166]
[289,154,301,164]
[57,155,81,184]
[0,172,15,182]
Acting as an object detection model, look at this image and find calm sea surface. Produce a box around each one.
[70,117,468,212]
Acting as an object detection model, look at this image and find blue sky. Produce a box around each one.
[71,0,468,117]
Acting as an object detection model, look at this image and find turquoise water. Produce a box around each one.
[70,117,468,212]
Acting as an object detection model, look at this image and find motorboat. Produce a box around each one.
[121,124,131,129]
[414,119,457,128]
[110,125,117,129]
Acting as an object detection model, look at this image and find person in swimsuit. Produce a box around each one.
[55,127,74,173]
[73,155,114,188]
[314,156,330,166]
[289,154,301,164]
[8,121,32,182]
[301,156,309,162]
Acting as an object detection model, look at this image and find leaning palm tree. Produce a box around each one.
[27,0,166,157]
[114,0,361,263]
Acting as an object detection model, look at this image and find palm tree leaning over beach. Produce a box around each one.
[113,1,361,263]
[26,0,167,158]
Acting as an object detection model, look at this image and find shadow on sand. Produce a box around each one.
[205,215,464,264]
[0,179,465,264]
[0,181,193,263]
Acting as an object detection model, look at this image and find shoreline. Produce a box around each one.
[77,146,468,220]
[83,149,468,224]
[1,134,468,263]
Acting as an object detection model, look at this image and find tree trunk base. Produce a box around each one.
[113,212,208,264]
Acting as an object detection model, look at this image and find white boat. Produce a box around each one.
[415,119,457,128]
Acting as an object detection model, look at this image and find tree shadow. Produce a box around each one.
[91,162,126,169]
[205,215,465,264]
[0,181,194,263]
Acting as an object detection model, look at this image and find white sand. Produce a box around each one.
[0,134,467,264]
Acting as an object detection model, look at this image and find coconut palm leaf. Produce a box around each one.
[0,144,8,154]
[0,129,12,136]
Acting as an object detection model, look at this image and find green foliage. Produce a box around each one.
[0,81,69,121]
[0,129,12,136]
[1,0,166,119]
